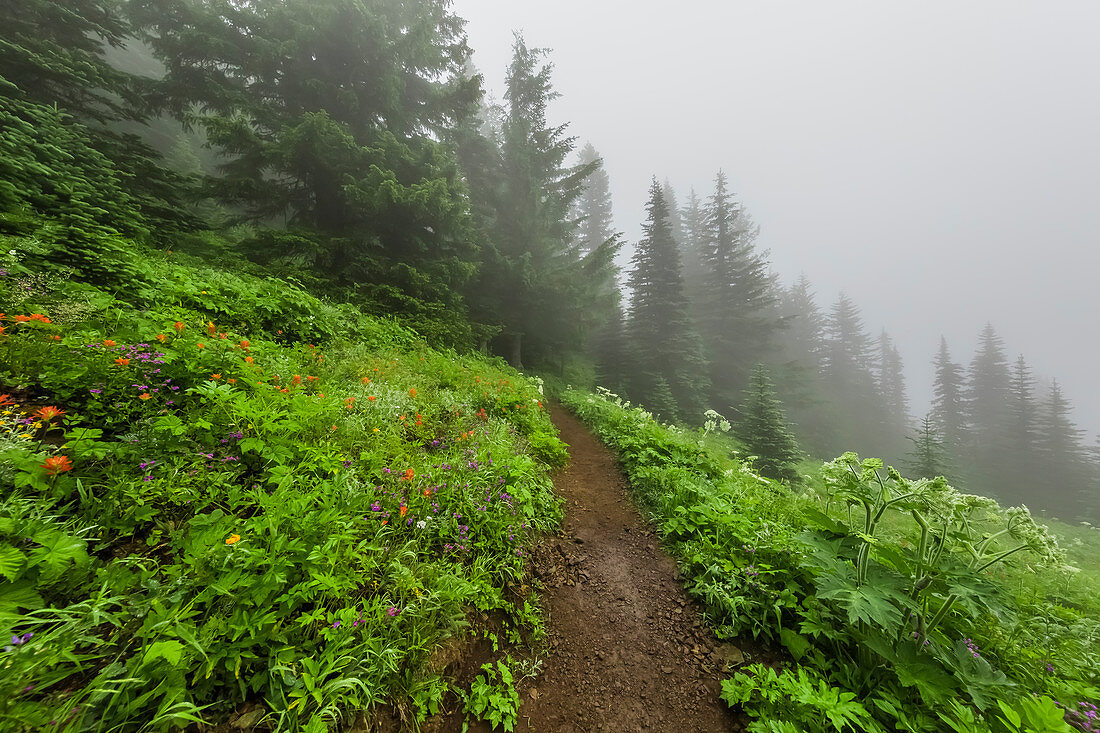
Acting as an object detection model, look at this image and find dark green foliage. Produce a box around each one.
[130,0,481,327]
[0,97,145,283]
[461,36,620,366]
[627,180,709,422]
[594,302,636,397]
[736,365,801,483]
[0,0,133,122]
[564,388,1089,733]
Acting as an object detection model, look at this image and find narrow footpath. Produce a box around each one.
[509,405,742,732]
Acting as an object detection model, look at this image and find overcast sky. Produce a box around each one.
[453,0,1100,442]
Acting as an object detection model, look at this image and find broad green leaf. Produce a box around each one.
[0,543,26,581]
[143,640,185,667]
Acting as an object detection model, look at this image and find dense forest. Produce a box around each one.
[1,1,1098,731]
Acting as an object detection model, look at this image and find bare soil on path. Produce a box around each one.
[504,405,742,732]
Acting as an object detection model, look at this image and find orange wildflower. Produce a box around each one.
[139,393,152,400]
[211,373,221,380]
[402,468,415,481]
[306,375,317,382]
[367,395,376,401]
[42,455,73,475]
[115,357,130,366]
[13,315,30,323]
[218,332,227,340]
[48,334,60,341]
[103,339,116,347]
[244,356,254,364]
[361,377,371,384]
[331,425,338,431]
[196,343,205,349]
[34,406,65,422]
[207,321,216,335]
[292,375,302,385]
[30,314,50,323]
[156,334,167,343]
[0,394,15,407]
[423,489,431,497]
[408,388,418,397]
[0,325,6,336]
[399,505,408,518]
[225,534,241,545]
[239,340,250,350]
[173,321,185,332]
[227,378,237,384]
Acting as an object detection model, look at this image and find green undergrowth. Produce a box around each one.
[561,386,1100,733]
[0,242,565,731]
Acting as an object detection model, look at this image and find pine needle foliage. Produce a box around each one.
[736,364,801,483]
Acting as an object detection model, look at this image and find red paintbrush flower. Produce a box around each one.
[41,455,73,475]
[33,406,65,423]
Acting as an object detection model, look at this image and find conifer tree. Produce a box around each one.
[821,294,896,459]
[737,364,801,483]
[695,170,776,406]
[480,34,619,365]
[679,187,708,290]
[1002,354,1039,505]
[594,301,635,397]
[905,414,949,479]
[931,337,968,454]
[0,0,133,121]
[131,0,480,305]
[876,329,910,427]
[1035,380,1087,518]
[627,179,709,422]
[767,275,833,455]
[967,324,1012,437]
[966,324,1014,497]
[574,142,616,253]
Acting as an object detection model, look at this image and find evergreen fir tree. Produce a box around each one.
[574,142,616,253]
[736,364,801,483]
[695,170,776,406]
[905,414,949,479]
[931,336,968,455]
[1002,354,1039,505]
[966,323,1014,498]
[767,275,833,455]
[1035,380,1087,518]
[875,329,910,428]
[132,0,481,304]
[627,179,710,422]
[821,294,896,459]
[594,301,635,397]
[967,324,1012,437]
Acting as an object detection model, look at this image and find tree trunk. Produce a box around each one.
[507,332,524,370]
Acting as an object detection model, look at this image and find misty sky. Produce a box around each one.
[453,0,1100,442]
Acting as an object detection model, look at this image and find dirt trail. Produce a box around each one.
[508,405,742,732]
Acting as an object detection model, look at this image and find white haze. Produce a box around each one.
[454,0,1100,443]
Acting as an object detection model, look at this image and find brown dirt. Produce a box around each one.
[372,404,748,733]
[504,404,743,732]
